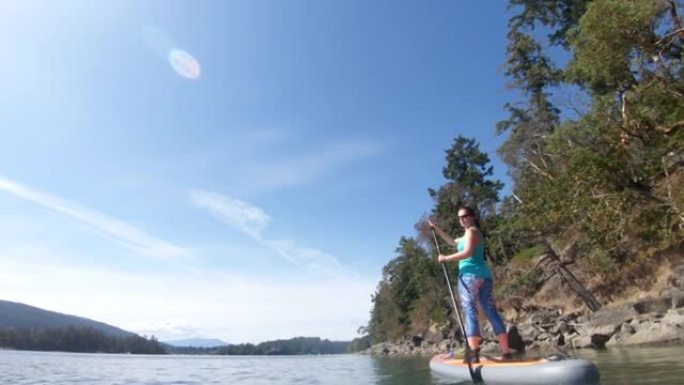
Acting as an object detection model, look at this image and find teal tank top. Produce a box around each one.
[456,236,491,278]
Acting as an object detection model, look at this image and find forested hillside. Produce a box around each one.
[0,326,166,354]
[358,0,684,349]
[168,337,350,355]
[0,300,134,337]
[0,300,165,354]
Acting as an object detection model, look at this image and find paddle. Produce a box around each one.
[431,227,483,384]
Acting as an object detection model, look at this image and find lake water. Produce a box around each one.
[0,345,682,384]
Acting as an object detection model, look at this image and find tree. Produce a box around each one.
[498,0,684,297]
[428,136,505,259]
[366,237,448,344]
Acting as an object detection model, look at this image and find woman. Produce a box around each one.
[429,206,512,363]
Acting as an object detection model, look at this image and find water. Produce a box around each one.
[0,346,682,384]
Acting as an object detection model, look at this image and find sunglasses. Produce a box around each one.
[458,214,472,220]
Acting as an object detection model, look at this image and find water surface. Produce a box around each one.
[0,346,682,384]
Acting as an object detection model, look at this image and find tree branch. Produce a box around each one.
[524,157,555,180]
[511,192,523,204]
[654,27,684,46]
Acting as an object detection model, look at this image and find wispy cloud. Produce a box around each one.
[190,189,344,274]
[0,176,191,261]
[190,190,270,238]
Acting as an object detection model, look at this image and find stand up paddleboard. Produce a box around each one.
[430,353,600,385]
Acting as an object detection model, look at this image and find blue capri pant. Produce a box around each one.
[458,274,506,338]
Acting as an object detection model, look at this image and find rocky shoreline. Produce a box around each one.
[364,266,684,356]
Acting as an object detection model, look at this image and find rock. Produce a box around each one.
[508,325,526,351]
[516,323,536,339]
[367,342,392,355]
[662,308,684,327]
[424,330,442,344]
[621,323,636,334]
[590,333,611,348]
[554,333,565,346]
[591,305,639,325]
[437,340,452,352]
[633,296,671,314]
[617,322,684,345]
[577,305,637,338]
[550,320,571,335]
[570,335,594,349]
[529,307,558,325]
[582,323,618,337]
[605,332,624,347]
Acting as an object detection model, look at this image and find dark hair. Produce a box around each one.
[459,206,487,260]
[458,206,481,229]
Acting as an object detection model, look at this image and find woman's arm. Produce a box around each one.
[428,220,457,247]
[438,228,480,263]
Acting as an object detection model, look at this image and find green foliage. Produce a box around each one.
[498,0,684,292]
[430,136,504,216]
[348,335,371,352]
[511,245,545,265]
[497,268,544,300]
[507,0,592,47]
[365,237,448,344]
[585,249,616,280]
[566,0,666,91]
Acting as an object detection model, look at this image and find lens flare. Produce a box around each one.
[168,49,201,80]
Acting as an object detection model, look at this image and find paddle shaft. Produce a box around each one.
[431,227,482,384]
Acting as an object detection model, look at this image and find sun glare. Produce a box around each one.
[168,49,201,80]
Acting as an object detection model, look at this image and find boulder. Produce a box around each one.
[528,307,559,325]
[570,335,594,349]
[590,333,611,348]
[507,325,526,351]
[616,322,683,345]
[576,305,637,339]
[621,323,636,334]
[633,296,671,314]
[662,308,684,327]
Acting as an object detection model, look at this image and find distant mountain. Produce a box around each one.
[0,300,135,337]
[163,338,228,348]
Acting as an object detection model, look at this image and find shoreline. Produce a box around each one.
[363,295,684,357]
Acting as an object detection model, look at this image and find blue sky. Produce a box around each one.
[0,1,514,343]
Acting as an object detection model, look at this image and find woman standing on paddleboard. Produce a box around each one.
[429,206,513,363]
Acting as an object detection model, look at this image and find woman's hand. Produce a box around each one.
[438,254,447,263]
